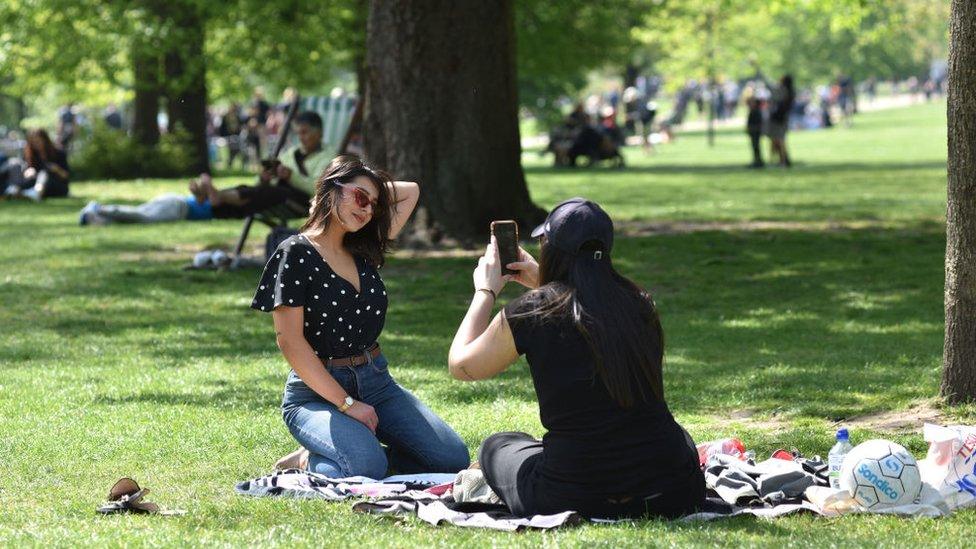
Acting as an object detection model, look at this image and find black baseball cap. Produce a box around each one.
[530,197,614,256]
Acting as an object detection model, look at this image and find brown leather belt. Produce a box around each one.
[324,343,381,368]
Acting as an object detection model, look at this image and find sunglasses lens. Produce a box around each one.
[355,189,370,208]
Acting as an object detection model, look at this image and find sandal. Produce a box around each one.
[97,477,185,515]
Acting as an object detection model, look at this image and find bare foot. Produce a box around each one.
[188,179,206,202]
[274,446,310,471]
[198,176,222,206]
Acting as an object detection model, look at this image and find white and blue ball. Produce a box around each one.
[839,439,922,509]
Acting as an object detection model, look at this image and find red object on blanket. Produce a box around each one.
[770,449,795,461]
[696,438,747,466]
[424,482,454,497]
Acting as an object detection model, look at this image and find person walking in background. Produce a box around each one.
[745,96,765,168]
[768,74,795,167]
[836,74,855,126]
[219,103,245,170]
[56,102,76,152]
[243,106,263,169]
[723,79,740,120]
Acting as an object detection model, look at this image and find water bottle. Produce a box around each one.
[828,428,853,490]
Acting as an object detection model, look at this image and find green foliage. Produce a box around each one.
[0,0,359,106]
[72,122,198,180]
[639,0,950,88]
[515,0,660,124]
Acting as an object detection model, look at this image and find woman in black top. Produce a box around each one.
[448,198,704,519]
[3,128,70,201]
[252,155,469,478]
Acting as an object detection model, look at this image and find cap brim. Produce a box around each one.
[530,222,546,238]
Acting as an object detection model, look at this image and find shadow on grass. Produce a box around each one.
[1,219,947,421]
[94,375,283,410]
[523,160,946,177]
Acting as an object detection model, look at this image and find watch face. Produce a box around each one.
[344,396,354,406]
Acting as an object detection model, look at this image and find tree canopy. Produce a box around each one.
[638,0,949,89]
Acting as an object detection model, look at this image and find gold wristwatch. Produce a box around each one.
[338,396,355,413]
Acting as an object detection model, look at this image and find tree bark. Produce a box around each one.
[162,8,209,174]
[364,0,546,245]
[131,47,161,147]
[942,0,976,403]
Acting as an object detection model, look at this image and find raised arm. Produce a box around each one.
[387,180,420,239]
[272,306,379,432]
[448,237,519,381]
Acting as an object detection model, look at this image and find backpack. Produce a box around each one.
[266,226,300,261]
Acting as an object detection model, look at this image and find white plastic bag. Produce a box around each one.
[920,423,976,511]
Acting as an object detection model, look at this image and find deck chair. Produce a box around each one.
[230,93,361,268]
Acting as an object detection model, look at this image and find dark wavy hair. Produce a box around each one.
[301,155,398,267]
[24,128,58,168]
[509,237,665,408]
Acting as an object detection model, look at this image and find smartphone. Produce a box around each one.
[490,220,519,276]
[260,159,281,171]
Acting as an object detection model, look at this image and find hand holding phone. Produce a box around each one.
[490,220,519,276]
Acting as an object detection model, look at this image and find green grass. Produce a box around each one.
[1,100,972,546]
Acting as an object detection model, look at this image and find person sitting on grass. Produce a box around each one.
[79,110,333,225]
[447,198,705,519]
[2,129,70,201]
[252,155,469,478]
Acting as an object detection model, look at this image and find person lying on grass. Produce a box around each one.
[251,155,469,478]
[79,111,328,225]
[448,198,705,519]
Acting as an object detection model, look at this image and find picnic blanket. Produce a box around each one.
[686,423,976,521]
[235,469,581,531]
[685,453,950,520]
[236,423,976,528]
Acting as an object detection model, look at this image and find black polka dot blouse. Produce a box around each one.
[251,234,388,360]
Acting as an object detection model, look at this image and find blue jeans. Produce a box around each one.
[281,353,470,479]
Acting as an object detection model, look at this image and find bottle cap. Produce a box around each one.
[836,428,849,441]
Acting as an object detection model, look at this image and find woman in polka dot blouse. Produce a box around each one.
[252,155,469,478]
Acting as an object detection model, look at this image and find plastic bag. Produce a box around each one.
[697,438,746,467]
[919,423,976,511]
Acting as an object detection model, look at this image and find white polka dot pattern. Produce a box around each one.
[250,235,388,360]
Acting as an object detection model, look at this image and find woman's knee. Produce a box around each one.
[434,437,471,472]
[313,446,388,479]
[478,431,530,464]
[348,445,389,479]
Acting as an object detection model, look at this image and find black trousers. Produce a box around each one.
[479,430,705,519]
[748,131,764,166]
[211,183,310,219]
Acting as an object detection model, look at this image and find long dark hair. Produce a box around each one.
[510,238,665,408]
[302,155,398,267]
[24,128,58,168]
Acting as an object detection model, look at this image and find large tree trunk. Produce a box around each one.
[364,0,545,245]
[163,8,209,174]
[942,0,976,403]
[131,47,161,147]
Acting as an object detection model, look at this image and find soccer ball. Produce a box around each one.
[839,439,922,509]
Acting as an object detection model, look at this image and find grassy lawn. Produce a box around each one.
[1,100,971,546]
